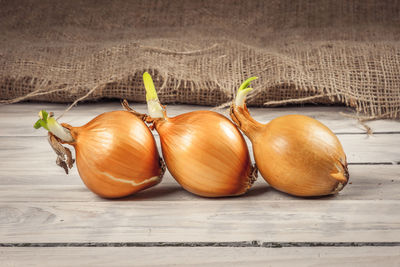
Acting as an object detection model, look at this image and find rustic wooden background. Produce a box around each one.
[0,103,399,266]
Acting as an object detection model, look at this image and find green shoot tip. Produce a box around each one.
[235,77,258,107]
[34,110,50,130]
[38,110,48,121]
[143,72,158,102]
[238,77,258,92]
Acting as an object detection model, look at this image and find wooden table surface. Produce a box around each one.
[0,103,399,266]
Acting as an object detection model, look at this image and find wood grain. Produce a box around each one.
[0,102,399,265]
[1,200,399,243]
[1,247,399,267]
[1,134,398,181]
[0,165,398,201]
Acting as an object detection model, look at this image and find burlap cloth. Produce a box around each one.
[1,0,399,119]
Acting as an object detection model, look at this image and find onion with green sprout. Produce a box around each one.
[34,109,164,198]
[230,77,349,197]
[132,72,257,197]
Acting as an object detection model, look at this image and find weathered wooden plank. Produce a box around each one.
[0,165,398,201]
[1,103,399,136]
[339,134,399,164]
[0,134,398,183]
[1,103,398,250]
[1,247,399,267]
[0,200,399,243]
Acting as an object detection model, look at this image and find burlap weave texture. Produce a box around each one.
[1,0,399,119]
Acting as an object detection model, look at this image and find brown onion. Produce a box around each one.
[230,77,349,197]
[140,72,257,197]
[35,110,164,198]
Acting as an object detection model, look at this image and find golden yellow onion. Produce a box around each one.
[35,110,163,198]
[141,72,257,197]
[230,77,349,197]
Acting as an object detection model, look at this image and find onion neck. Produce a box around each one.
[230,105,263,140]
[230,77,262,140]
[34,110,74,143]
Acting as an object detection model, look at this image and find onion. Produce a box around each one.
[138,72,257,197]
[34,110,164,198]
[230,77,349,197]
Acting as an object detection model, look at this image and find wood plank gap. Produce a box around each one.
[1,242,400,248]
[335,132,400,135]
[348,162,400,165]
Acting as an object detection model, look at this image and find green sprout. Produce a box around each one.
[235,77,258,107]
[143,72,164,118]
[143,72,159,102]
[33,110,73,142]
[34,110,50,130]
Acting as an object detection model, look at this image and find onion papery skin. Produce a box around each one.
[231,107,349,197]
[63,111,162,198]
[154,111,255,197]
